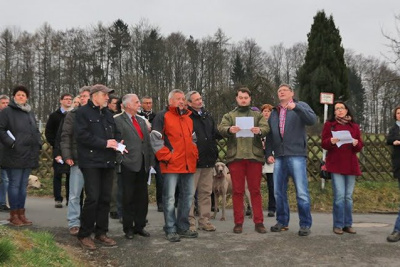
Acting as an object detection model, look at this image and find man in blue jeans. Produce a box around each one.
[265,83,316,236]
[60,86,91,236]
[150,89,199,242]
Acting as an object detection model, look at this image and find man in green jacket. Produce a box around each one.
[218,87,269,234]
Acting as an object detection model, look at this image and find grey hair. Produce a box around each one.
[122,94,137,107]
[278,83,293,91]
[79,86,91,94]
[168,89,184,101]
[185,91,199,102]
[0,94,9,100]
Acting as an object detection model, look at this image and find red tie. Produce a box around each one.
[131,116,144,139]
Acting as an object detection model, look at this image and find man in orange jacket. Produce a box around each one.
[150,89,199,242]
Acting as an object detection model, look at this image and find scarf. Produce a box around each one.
[15,101,32,112]
[335,115,351,125]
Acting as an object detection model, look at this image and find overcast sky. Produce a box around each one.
[1,0,399,60]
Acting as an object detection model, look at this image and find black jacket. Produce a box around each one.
[60,108,79,163]
[387,123,400,179]
[188,106,222,168]
[45,108,65,147]
[138,110,156,124]
[74,100,121,168]
[0,100,42,169]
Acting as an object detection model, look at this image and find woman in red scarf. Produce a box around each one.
[321,101,363,235]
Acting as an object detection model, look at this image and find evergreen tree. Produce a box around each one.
[347,67,365,126]
[297,10,348,120]
[231,52,245,86]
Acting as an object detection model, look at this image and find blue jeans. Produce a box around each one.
[273,156,312,228]
[393,208,400,232]
[67,166,84,228]
[162,173,194,234]
[6,168,31,210]
[331,173,356,228]
[0,169,9,205]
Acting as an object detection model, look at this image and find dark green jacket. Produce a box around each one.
[218,106,269,164]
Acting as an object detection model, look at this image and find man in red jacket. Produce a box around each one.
[150,89,199,242]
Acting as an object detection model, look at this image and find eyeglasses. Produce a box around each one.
[335,107,346,111]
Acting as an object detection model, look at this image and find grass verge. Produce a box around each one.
[0,226,84,267]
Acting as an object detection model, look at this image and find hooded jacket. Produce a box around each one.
[0,99,42,169]
[150,106,198,174]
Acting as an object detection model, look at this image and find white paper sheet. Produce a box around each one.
[235,117,254,138]
[331,130,353,147]
[116,143,126,153]
[148,167,157,185]
[7,130,15,141]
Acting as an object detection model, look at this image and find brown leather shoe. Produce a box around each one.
[95,234,117,246]
[255,223,267,234]
[343,227,356,234]
[333,227,343,235]
[78,237,96,250]
[18,209,32,226]
[9,210,23,226]
[233,224,243,234]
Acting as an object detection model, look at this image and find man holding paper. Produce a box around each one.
[74,84,123,250]
[114,94,154,239]
[218,87,269,234]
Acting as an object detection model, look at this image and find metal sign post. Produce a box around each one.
[319,92,334,189]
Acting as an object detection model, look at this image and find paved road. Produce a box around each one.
[1,197,400,266]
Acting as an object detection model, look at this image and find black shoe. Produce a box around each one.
[177,229,198,238]
[211,207,219,212]
[157,204,163,212]
[245,207,252,216]
[125,231,134,239]
[0,204,10,212]
[298,227,311,236]
[134,229,150,237]
[267,211,275,217]
[270,223,289,232]
[387,231,400,242]
[110,212,119,219]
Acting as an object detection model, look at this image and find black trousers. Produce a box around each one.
[264,173,276,212]
[53,161,70,203]
[78,168,114,238]
[121,164,148,234]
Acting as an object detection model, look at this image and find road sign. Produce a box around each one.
[320,92,334,104]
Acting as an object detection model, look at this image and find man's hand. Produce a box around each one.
[106,139,118,150]
[267,156,275,164]
[55,156,63,164]
[66,159,74,166]
[394,140,400,146]
[286,102,296,110]
[229,126,241,134]
[251,127,261,135]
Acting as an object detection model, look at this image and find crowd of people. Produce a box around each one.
[1,83,400,249]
